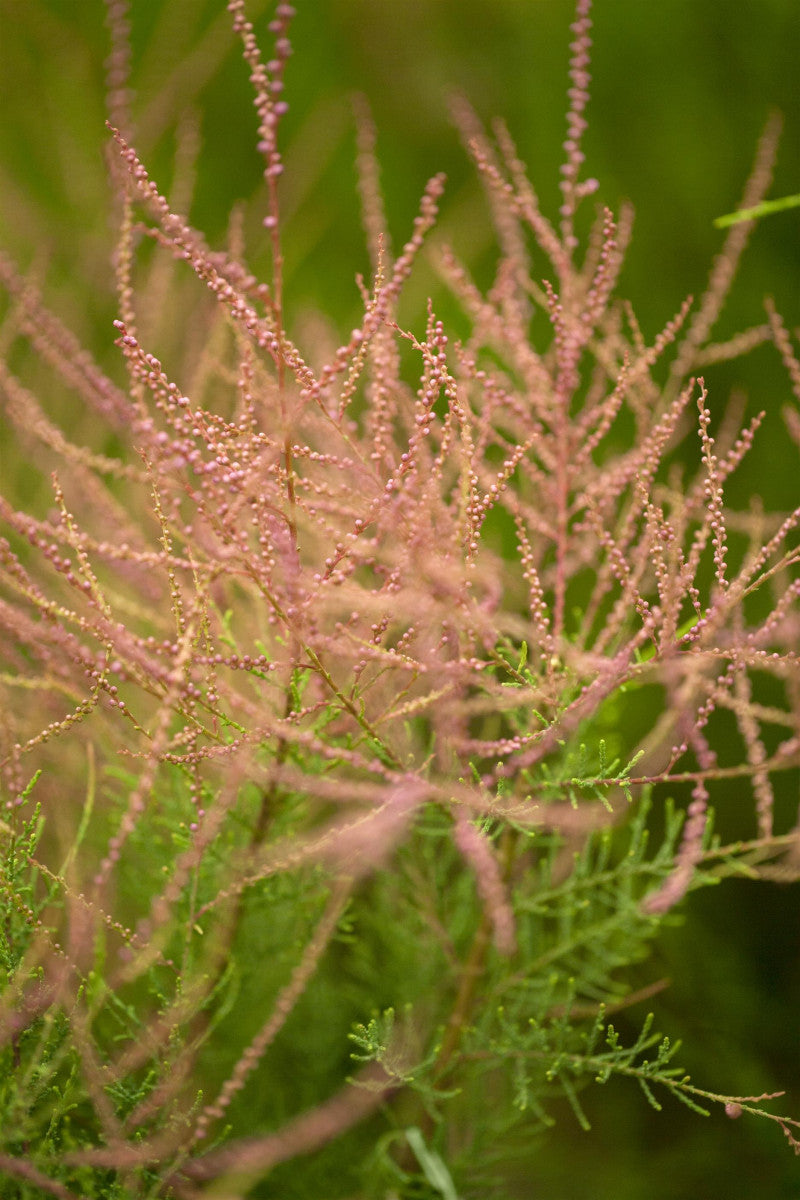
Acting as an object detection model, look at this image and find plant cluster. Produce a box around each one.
[1,1,800,1197]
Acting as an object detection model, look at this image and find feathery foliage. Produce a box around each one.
[1,2,800,1197]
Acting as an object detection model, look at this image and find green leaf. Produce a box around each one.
[404,1127,461,1200]
[714,192,800,227]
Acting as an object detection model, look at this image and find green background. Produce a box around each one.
[1,1,799,1196]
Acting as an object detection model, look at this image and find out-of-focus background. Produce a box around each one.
[1,2,799,1196]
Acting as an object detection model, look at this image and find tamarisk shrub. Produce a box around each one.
[1,1,800,1196]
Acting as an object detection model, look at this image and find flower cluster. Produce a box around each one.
[1,1,799,1195]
